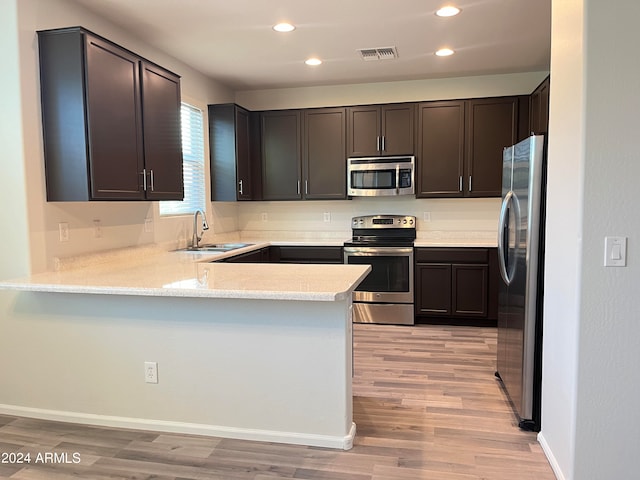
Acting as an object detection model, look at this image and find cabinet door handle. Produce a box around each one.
[305,180,308,195]
[238,179,244,195]
[469,175,472,192]
[297,180,300,195]
[459,176,463,192]
[141,168,147,191]
[376,136,381,152]
[149,170,154,191]
[381,136,386,152]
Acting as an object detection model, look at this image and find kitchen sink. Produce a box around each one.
[181,242,254,253]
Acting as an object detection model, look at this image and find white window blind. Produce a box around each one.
[159,103,206,216]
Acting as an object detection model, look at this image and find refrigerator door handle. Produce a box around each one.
[498,190,521,285]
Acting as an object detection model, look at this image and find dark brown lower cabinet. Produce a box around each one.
[222,247,270,263]
[219,246,344,264]
[452,264,489,316]
[415,248,498,323]
[415,263,453,315]
[269,246,344,264]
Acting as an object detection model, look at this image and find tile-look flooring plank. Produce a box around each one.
[0,324,556,479]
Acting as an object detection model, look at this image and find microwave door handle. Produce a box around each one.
[396,165,400,194]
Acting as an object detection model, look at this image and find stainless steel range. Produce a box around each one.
[344,215,416,325]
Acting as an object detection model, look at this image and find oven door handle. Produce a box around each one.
[344,246,414,256]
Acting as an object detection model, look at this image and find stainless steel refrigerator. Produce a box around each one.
[496,134,546,431]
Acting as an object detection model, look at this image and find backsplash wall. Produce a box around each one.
[236,197,501,241]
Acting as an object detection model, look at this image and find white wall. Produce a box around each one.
[537,1,584,478]
[0,0,31,280]
[573,0,640,478]
[541,1,640,479]
[0,290,354,448]
[14,0,234,273]
[235,71,548,111]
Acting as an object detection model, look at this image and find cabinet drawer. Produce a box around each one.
[415,247,489,264]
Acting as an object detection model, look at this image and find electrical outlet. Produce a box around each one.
[93,219,102,238]
[144,217,153,233]
[58,222,69,242]
[261,212,268,222]
[423,212,431,222]
[323,212,331,223]
[144,361,158,384]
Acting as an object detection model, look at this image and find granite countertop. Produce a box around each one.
[0,233,496,300]
[414,231,498,248]
[0,244,370,302]
[413,238,497,248]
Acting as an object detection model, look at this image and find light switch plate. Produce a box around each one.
[604,236,627,267]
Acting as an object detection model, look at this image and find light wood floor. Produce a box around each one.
[0,324,556,479]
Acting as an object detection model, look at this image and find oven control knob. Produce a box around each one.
[403,219,407,224]
[409,218,414,225]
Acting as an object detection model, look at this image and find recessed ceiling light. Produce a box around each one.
[273,23,295,33]
[305,58,322,66]
[435,48,455,57]
[436,6,461,17]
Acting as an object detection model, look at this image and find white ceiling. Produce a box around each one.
[69,0,551,91]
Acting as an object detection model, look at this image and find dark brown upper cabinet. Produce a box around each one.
[140,62,183,200]
[38,27,182,201]
[302,108,347,200]
[209,104,260,201]
[260,110,302,200]
[347,103,415,157]
[465,97,518,197]
[260,108,346,201]
[530,76,550,136]
[416,101,465,197]
[417,97,518,198]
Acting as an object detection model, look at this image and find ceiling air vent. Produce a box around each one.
[357,46,398,61]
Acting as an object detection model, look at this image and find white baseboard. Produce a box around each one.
[0,404,356,450]
[538,431,566,480]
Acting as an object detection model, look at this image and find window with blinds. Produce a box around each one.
[159,103,206,216]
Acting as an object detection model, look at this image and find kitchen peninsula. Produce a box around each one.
[0,245,370,450]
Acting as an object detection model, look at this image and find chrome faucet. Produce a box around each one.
[192,209,209,248]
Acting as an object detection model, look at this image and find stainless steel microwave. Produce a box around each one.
[347,156,415,196]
